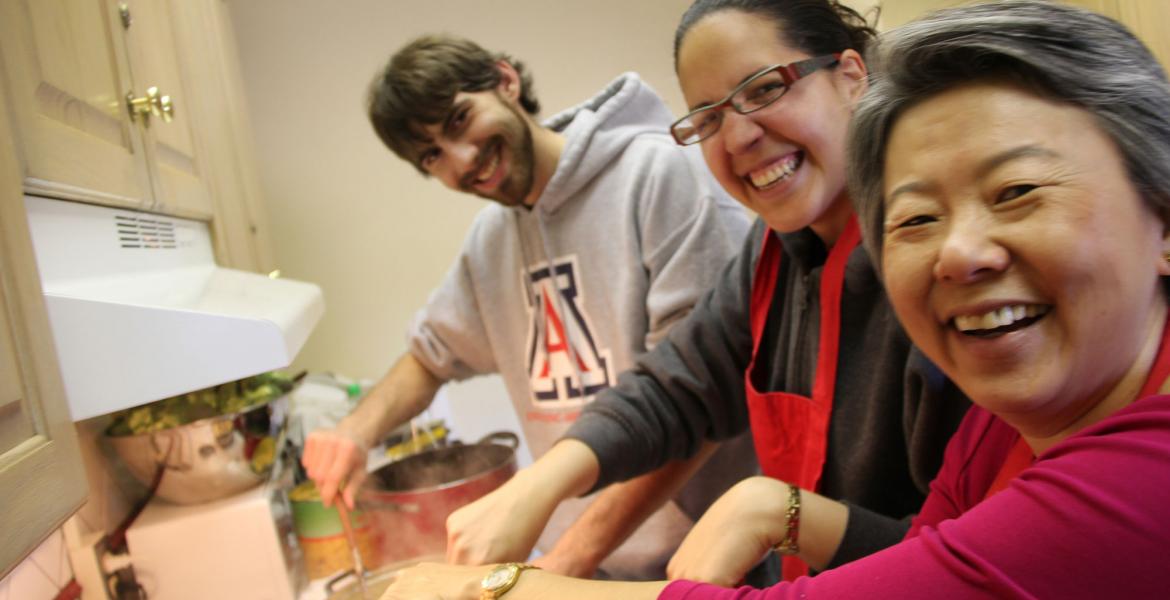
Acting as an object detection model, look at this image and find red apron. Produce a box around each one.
[744,217,860,580]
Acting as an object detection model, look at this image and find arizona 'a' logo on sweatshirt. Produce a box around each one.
[523,256,614,406]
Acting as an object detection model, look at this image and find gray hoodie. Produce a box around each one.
[407,73,757,578]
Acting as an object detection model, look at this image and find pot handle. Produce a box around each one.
[324,568,358,595]
[476,430,519,450]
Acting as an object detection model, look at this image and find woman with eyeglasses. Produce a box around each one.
[385,0,968,594]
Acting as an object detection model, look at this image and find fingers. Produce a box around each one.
[320,439,358,508]
[445,511,470,564]
[301,431,366,508]
[445,505,493,565]
[382,562,481,600]
[342,469,367,511]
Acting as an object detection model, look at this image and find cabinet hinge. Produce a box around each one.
[118,3,132,29]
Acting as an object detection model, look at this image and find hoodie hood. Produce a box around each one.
[536,73,675,214]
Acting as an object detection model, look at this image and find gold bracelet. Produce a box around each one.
[773,483,801,555]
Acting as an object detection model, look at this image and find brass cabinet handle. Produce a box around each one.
[125,86,174,125]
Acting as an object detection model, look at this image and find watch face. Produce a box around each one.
[482,564,517,591]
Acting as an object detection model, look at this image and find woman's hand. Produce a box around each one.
[666,476,791,586]
[446,439,601,565]
[444,475,551,565]
[379,561,670,600]
[379,562,482,600]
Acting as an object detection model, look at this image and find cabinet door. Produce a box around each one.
[0,93,86,579]
[0,0,153,209]
[121,0,214,219]
[167,0,276,272]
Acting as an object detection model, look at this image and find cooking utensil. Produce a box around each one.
[289,480,378,580]
[361,431,519,564]
[106,395,289,504]
[335,501,368,598]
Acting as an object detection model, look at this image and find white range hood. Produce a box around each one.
[24,195,325,421]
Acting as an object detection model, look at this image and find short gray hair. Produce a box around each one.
[848,0,1170,266]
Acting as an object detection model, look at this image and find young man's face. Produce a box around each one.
[413,89,536,207]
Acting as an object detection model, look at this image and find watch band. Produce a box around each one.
[480,563,539,599]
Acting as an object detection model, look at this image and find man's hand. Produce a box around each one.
[302,427,368,509]
[303,353,445,509]
[379,562,482,600]
[666,477,789,586]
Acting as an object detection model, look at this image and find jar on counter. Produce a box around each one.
[289,481,378,580]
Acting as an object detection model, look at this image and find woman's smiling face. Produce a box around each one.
[675,10,866,243]
[881,81,1170,444]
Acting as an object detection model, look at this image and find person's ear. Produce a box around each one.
[495,59,521,102]
[834,48,869,107]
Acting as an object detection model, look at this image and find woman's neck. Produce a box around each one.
[808,193,855,248]
[1024,300,1169,455]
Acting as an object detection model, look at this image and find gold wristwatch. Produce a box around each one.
[480,563,539,599]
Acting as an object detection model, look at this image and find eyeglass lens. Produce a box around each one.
[671,54,839,145]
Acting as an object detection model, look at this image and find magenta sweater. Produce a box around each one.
[661,395,1170,599]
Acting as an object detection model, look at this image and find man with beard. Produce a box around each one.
[301,34,755,580]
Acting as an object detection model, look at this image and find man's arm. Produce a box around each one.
[533,442,722,577]
[301,352,442,508]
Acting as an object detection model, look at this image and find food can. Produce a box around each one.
[289,481,379,579]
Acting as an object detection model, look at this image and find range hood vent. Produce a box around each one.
[25,195,325,421]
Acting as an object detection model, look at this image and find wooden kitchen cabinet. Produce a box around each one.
[0,0,213,218]
[0,0,277,577]
[166,0,277,272]
[121,0,214,218]
[0,83,87,580]
[0,0,276,270]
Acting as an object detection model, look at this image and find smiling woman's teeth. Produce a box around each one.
[954,304,1049,333]
[749,154,801,189]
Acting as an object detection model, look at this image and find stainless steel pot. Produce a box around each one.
[360,431,518,564]
[324,554,444,600]
[106,395,288,504]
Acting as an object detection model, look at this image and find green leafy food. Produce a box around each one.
[107,370,296,436]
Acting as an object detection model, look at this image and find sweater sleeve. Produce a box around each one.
[563,220,765,490]
[406,211,499,381]
[659,395,1170,599]
[632,142,751,349]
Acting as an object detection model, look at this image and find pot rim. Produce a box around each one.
[363,445,517,497]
